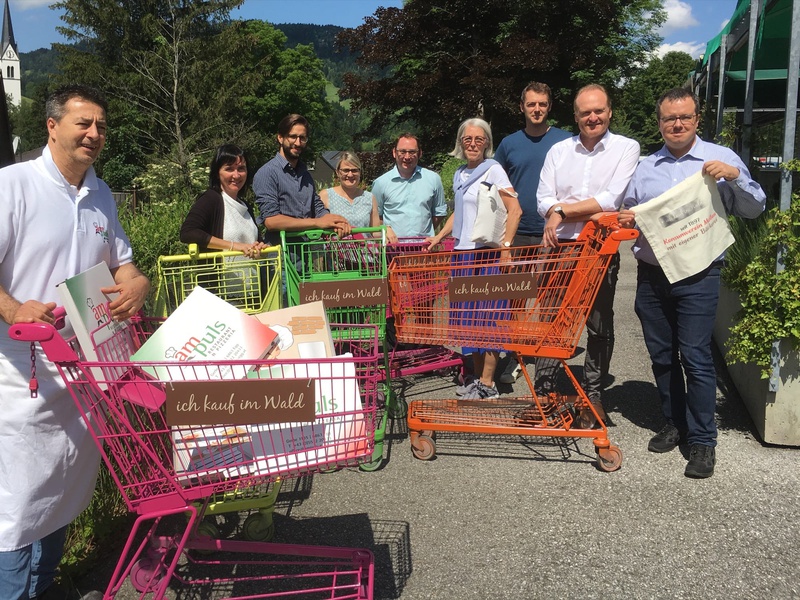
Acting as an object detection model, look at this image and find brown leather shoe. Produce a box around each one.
[577,399,607,429]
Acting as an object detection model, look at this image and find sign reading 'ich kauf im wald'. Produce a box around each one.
[448,272,537,302]
[299,279,388,308]
[166,378,317,426]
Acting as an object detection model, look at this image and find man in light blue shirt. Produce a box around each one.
[371,133,447,242]
[620,87,765,479]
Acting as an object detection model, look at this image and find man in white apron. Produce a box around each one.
[0,85,150,599]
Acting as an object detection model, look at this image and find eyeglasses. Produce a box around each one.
[338,168,360,174]
[284,133,308,143]
[396,149,419,156]
[659,114,697,126]
[461,136,487,146]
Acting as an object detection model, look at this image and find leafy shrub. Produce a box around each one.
[60,465,131,578]
[724,172,800,378]
[118,193,195,297]
[133,155,209,202]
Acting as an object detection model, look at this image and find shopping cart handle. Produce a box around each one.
[8,306,66,342]
[9,321,59,343]
[53,306,66,330]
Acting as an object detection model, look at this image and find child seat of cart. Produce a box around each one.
[90,314,167,411]
[111,368,166,411]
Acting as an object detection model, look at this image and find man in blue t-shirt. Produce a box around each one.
[493,82,571,384]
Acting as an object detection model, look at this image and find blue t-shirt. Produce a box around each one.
[324,187,374,229]
[494,127,571,236]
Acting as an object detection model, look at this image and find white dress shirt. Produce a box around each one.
[537,130,640,240]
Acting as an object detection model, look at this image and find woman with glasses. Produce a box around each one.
[427,118,522,400]
[319,151,380,230]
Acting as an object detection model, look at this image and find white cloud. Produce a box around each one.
[658,0,700,36]
[10,0,54,11]
[656,41,707,59]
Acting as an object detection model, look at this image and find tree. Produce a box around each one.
[616,51,697,151]
[54,0,245,191]
[51,1,332,192]
[235,20,331,167]
[338,0,665,153]
[8,83,48,155]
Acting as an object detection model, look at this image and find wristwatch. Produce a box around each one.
[502,241,512,248]
[553,206,565,219]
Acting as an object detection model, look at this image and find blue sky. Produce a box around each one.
[10,0,737,58]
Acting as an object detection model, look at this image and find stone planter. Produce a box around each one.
[714,285,800,446]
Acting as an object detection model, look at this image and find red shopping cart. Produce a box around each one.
[387,214,638,472]
[10,316,377,599]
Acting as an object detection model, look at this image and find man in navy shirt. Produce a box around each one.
[494,82,570,384]
[254,114,350,245]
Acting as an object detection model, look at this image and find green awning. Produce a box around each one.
[701,0,753,65]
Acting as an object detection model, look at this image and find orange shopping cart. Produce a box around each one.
[387,214,638,472]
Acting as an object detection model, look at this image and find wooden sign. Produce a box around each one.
[166,378,317,426]
[448,273,537,302]
[299,279,388,308]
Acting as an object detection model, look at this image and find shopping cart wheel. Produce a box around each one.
[596,445,623,472]
[195,519,221,540]
[411,432,436,461]
[191,519,222,555]
[359,443,384,472]
[388,395,408,420]
[130,558,164,592]
[242,512,275,541]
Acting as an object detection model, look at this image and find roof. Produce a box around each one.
[1,0,16,56]
[698,0,796,108]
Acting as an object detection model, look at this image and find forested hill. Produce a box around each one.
[19,22,351,97]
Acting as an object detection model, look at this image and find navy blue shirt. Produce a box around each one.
[253,152,328,244]
[494,127,571,236]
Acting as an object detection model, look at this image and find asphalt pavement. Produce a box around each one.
[75,240,800,600]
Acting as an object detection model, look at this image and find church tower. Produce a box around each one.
[0,0,21,108]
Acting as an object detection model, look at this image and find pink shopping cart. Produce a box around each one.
[10,314,377,599]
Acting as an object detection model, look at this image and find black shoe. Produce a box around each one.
[685,444,715,478]
[648,423,681,453]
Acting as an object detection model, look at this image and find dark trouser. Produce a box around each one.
[535,251,620,400]
[634,261,720,447]
[582,252,620,402]
[505,234,543,378]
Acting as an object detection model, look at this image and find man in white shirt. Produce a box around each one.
[537,84,640,427]
[0,85,149,600]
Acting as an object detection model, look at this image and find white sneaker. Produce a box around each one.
[461,381,500,400]
[455,376,477,396]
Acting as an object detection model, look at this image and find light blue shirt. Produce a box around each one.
[623,136,766,265]
[372,165,447,237]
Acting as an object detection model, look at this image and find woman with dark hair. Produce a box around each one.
[180,144,266,258]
